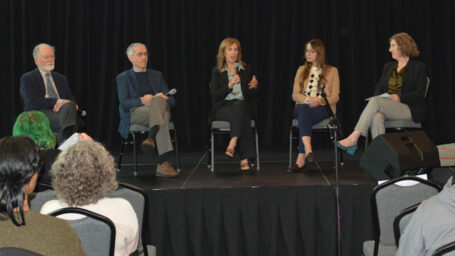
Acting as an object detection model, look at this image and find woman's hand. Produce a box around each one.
[248,75,258,89]
[229,74,241,89]
[308,97,324,107]
[389,94,401,103]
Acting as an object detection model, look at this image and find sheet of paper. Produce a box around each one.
[58,133,79,151]
[365,93,390,101]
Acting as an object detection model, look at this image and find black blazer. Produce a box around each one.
[20,68,76,111]
[208,65,257,123]
[373,59,427,122]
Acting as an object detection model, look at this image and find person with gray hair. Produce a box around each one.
[20,43,79,144]
[116,42,178,178]
[40,140,139,256]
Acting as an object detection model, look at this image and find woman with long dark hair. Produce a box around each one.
[288,39,340,173]
[0,136,86,255]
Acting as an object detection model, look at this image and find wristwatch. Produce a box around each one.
[57,99,63,104]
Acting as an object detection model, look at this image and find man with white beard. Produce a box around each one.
[20,43,78,144]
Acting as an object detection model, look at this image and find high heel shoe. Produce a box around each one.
[286,164,306,173]
[305,152,315,164]
[336,142,358,155]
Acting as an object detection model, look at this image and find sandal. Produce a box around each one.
[225,148,234,159]
[241,161,251,171]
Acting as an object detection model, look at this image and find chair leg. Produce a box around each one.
[255,128,260,171]
[289,128,293,169]
[132,132,138,176]
[211,131,215,173]
[172,129,181,173]
[118,140,125,172]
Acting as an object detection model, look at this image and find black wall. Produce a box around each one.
[2,0,454,149]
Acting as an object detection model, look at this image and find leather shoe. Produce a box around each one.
[286,164,306,173]
[336,142,358,155]
[156,161,178,178]
[141,138,156,158]
[305,152,315,164]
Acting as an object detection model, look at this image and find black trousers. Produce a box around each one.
[41,101,77,144]
[215,99,255,160]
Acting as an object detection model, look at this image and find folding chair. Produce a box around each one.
[364,176,440,256]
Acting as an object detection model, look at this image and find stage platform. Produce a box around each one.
[114,149,377,256]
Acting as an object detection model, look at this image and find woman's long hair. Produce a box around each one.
[300,39,329,92]
[216,37,247,72]
[0,136,41,226]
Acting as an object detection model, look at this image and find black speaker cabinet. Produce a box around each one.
[360,130,440,180]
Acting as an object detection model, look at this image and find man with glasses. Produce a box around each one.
[20,43,78,144]
[116,43,178,178]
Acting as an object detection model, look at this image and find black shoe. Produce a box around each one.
[286,164,306,173]
[141,138,156,158]
[305,152,315,164]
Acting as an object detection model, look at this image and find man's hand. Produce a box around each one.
[53,99,71,112]
[141,94,154,106]
[155,92,169,101]
[389,94,401,103]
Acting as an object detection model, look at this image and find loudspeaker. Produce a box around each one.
[360,130,440,180]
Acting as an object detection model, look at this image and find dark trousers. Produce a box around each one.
[215,99,255,160]
[293,104,329,153]
[41,101,77,144]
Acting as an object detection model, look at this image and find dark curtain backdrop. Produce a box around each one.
[1,0,454,150]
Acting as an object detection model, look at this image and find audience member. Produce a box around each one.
[0,136,86,255]
[41,141,139,256]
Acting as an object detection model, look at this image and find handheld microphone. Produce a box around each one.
[234,62,239,75]
[166,88,177,96]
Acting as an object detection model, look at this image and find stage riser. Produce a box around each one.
[146,184,375,256]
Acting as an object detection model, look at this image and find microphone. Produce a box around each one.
[318,83,326,90]
[166,88,177,96]
[234,62,239,75]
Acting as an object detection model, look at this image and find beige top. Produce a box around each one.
[292,65,340,114]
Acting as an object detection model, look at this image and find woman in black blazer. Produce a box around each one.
[209,37,258,171]
[338,32,427,155]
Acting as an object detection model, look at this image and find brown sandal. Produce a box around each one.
[225,148,234,159]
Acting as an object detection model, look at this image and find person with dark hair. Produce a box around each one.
[20,43,79,144]
[338,32,427,154]
[209,37,259,172]
[41,141,139,256]
[0,136,86,255]
[116,43,178,178]
[287,39,340,173]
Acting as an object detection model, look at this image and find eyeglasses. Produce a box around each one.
[305,49,316,54]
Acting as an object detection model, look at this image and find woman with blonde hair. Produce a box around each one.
[209,37,259,172]
[288,39,340,173]
[338,32,427,154]
[41,141,139,256]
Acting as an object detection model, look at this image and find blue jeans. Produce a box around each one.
[293,104,329,153]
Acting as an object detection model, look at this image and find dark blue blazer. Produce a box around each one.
[20,68,76,111]
[373,59,427,122]
[116,68,176,139]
